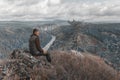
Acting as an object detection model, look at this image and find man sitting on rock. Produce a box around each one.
[29,28,51,63]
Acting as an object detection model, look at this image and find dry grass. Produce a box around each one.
[1,50,120,80]
[30,51,120,80]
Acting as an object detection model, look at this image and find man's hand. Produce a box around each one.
[43,49,47,54]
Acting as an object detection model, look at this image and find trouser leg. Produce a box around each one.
[42,51,51,63]
[42,50,51,63]
[45,53,51,63]
[35,51,51,63]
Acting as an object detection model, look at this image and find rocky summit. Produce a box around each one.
[0,49,119,80]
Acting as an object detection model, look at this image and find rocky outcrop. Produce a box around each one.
[0,50,119,80]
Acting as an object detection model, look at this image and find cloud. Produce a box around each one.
[0,0,120,21]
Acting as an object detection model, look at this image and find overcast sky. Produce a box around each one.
[0,0,120,21]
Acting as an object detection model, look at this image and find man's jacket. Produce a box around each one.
[29,34,43,55]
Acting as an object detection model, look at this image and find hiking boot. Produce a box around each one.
[46,54,51,63]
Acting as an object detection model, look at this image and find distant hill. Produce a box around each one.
[50,21,120,71]
[0,21,120,80]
